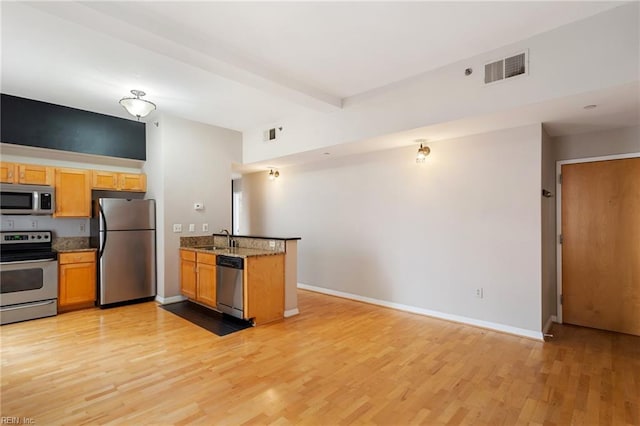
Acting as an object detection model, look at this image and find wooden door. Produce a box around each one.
[92,170,119,190]
[18,164,53,185]
[54,168,91,217]
[197,261,217,307]
[59,261,96,308]
[119,173,146,192]
[562,157,640,335]
[180,250,197,299]
[0,162,17,183]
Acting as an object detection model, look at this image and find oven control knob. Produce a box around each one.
[44,235,49,239]
[30,235,35,239]
[37,235,42,239]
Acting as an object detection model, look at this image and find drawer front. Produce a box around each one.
[197,252,216,265]
[180,249,196,261]
[59,251,96,264]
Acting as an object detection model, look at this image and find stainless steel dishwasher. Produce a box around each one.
[216,255,244,319]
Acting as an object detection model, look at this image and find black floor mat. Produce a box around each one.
[160,300,252,336]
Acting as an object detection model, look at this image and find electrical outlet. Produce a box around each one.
[80,223,86,233]
[173,224,182,233]
[31,220,38,229]
[475,288,484,299]
[188,224,195,232]
[269,240,276,249]
[202,223,209,232]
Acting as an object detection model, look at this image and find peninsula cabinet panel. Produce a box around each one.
[0,162,17,183]
[245,254,285,325]
[180,250,197,299]
[58,251,96,312]
[18,164,53,185]
[55,168,91,217]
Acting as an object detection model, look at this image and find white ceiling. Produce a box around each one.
[1,1,627,137]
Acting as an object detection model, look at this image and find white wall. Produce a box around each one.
[541,128,556,331]
[242,3,638,164]
[553,125,640,161]
[242,125,543,334]
[145,114,242,300]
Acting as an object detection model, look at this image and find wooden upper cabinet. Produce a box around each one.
[119,173,146,192]
[17,164,53,185]
[92,170,119,190]
[92,170,146,192]
[0,162,17,183]
[54,168,91,217]
[2,162,53,185]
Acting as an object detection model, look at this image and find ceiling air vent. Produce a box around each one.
[263,126,283,142]
[484,50,528,85]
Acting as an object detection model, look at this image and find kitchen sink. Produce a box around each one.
[193,245,220,250]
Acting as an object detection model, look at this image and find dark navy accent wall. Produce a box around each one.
[1,94,146,160]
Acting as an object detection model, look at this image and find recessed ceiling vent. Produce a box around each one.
[484,50,528,84]
[263,126,283,142]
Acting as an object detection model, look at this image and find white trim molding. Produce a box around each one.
[555,152,640,324]
[155,294,187,305]
[298,283,544,341]
[284,308,300,318]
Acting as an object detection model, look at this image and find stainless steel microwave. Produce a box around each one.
[0,184,55,215]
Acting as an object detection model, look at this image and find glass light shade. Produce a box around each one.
[119,90,156,119]
[416,144,430,163]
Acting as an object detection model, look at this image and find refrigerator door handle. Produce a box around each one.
[99,203,107,259]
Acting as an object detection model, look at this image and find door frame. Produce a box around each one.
[555,152,640,323]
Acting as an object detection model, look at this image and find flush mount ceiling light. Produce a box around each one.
[415,139,431,163]
[119,90,156,120]
[268,169,280,180]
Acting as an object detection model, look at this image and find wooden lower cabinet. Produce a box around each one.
[180,250,216,308]
[244,254,285,325]
[196,253,217,307]
[58,251,96,312]
[180,250,197,299]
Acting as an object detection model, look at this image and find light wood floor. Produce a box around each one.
[1,290,638,425]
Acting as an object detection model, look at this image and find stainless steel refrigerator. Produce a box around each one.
[91,198,156,307]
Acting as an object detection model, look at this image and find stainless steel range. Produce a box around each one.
[0,231,58,325]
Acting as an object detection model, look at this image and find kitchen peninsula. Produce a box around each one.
[179,234,300,325]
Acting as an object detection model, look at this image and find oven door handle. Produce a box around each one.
[0,300,55,311]
[0,259,57,265]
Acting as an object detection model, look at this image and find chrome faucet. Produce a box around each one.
[220,229,231,248]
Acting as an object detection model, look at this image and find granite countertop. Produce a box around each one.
[56,248,98,253]
[210,233,301,241]
[181,246,283,259]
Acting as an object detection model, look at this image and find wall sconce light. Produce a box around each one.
[415,139,431,163]
[268,169,280,180]
[119,89,156,120]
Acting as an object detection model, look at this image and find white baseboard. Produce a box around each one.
[155,294,187,305]
[298,283,544,341]
[284,308,300,318]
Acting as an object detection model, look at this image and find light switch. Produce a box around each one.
[173,224,182,233]
[202,223,209,232]
[188,224,195,232]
